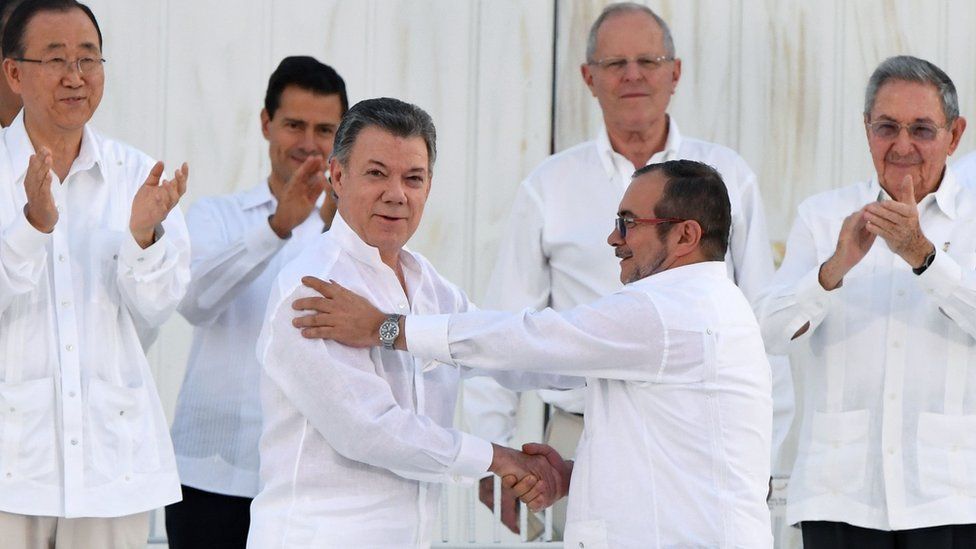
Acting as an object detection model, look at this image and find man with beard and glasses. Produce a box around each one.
[759,55,976,548]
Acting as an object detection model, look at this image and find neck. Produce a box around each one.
[23,114,83,181]
[268,172,285,200]
[0,105,20,129]
[380,251,407,292]
[605,115,669,170]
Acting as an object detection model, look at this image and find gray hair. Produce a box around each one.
[864,55,959,123]
[585,2,675,62]
[331,97,437,172]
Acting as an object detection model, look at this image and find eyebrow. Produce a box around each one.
[42,41,100,53]
[617,209,636,217]
[874,114,938,124]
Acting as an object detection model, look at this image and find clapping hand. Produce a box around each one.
[863,174,935,269]
[23,147,57,233]
[129,161,188,248]
[269,156,327,238]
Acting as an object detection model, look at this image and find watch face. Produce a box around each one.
[380,320,399,341]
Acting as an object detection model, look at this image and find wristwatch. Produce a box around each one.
[379,314,402,350]
[912,248,936,276]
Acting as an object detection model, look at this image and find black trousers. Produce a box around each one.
[165,485,253,549]
[802,521,976,549]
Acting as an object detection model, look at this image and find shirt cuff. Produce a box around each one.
[4,212,52,258]
[246,219,289,257]
[405,313,453,363]
[119,224,167,273]
[447,432,493,483]
[787,266,832,339]
[916,250,962,298]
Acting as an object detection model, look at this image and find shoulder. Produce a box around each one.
[676,136,754,182]
[522,140,603,189]
[796,181,870,220]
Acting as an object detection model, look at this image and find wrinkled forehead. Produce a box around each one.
[594,11,666,56]
[869,79,945,122]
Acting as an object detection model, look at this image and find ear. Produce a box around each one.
[3,58,22,95]
[580,63,597,97]
[260,109,272,140]
[672,219,703,258]
[329,157,345,196]
[670,58,682,94]
[947,116,967,156]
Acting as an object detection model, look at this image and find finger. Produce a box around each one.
[292,312,332,329]
[301,276,334,296]
[292,296,331,311]
[300,327,333,340]
[863,203,905,226]
[176,162,188,196]
[507,474,537,499]
[895,174,916,206]
[522,442,554,455]
[501,474,519,489]
[143,161,164,187]
[291,156,319,186]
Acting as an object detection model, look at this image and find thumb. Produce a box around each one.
[895,174,916,206]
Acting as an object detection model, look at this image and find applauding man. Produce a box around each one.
[0,1,190,547]
[248,98,578,548]
[166,56,346,549]
[759,56,976,548]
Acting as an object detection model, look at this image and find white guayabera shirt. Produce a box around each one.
[249,214,578,549]
[409,261,774,549]
[759,169,976,530]
[171,181,325,498]
[0,113,190,517]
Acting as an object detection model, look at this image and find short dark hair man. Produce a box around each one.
[165,56,347,549]
[0,1,190,546]
[295,159,775,548]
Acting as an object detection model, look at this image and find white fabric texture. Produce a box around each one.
[463,117,793,472]
[248,214,578,549]
[170,180,325,498]
[758,168,976,530]
[410,261,774,549]
[0,113,189,517]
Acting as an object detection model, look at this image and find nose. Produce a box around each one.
[622,59,644,82]
[382,178,408,204]
[607,225,623,247]
[299,127,318,153]
[891,125,915,154]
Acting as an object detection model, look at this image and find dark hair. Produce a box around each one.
[2,0,102,58]
[0,0,24,25]
[633,160,731,261]
[331,97,437,172]
[264,56,348,120]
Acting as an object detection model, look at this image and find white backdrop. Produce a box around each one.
[77,0,976,481]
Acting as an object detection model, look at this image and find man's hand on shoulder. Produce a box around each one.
[292,276,389,347]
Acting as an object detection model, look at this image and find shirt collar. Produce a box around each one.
[628,260,728,289]
[329,211,420,275]
[869,166,959,220]
[4,111,104,181]
[596,115,682,180]
[239,179,276,211]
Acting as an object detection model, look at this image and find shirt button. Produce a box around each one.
[124,475,131,481]
[68,391,76,398]
[58,254,65,262]
[65,344,73,351]
[4,472,11,478]
[61,300,71,308]
[896,289,905,297]
[137,257,145,262]
[706,328,713,335]
[112,254,118,260]
[887,447,895,455]
[70,439,78,446]
[8,407,14,413]
[398,302,407,310]
[579,543,585,549]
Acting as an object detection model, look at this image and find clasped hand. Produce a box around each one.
[129,161,189,248]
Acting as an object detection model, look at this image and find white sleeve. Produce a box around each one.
[407,292,703,382]
[261,285,494,484]
[178,199,286,325]
[0,212,51,314]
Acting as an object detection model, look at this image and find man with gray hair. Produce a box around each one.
[246,97,577,548]
[463,1,786,539]
[759,55,976,547]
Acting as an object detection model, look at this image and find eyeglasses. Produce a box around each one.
[614,215,684,239]
[13,56,106,76]
[589,54,673,75]
[865,119,949,142]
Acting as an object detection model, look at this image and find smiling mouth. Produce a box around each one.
[375,214,404,222]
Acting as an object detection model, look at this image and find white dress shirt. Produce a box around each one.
[464,117,792,470]
[0,113,190,517]
[171,181,325,498]
[412,261,774,549]
[758,169,976,530]
[248,214,577,548]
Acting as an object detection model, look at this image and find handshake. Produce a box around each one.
[485,442,573,531]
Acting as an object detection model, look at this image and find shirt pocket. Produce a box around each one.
[563,518,610,549]
[85,378,159,481]
[0,377,57,481]
[802,409,870,494]
[916,412,976,498]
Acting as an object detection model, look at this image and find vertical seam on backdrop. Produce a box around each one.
[549,0,559,155]
[733,0,743,151]
[831,1,844,189]
[464,1,483,293]
[159,0,170,161]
